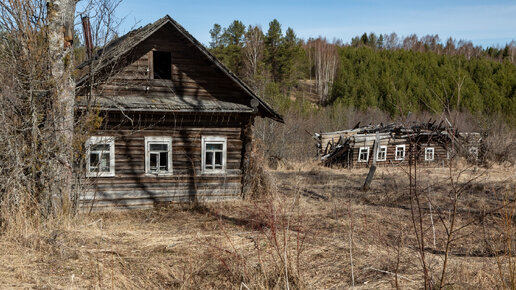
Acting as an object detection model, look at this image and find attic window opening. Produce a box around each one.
[153,51,171,79]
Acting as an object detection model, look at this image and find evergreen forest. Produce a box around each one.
[208,20,516,125]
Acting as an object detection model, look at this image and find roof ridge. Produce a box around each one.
[75,14,283,122]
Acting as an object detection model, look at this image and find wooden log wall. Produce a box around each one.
[79,112,252,210]
[338,134,450,169]
[91,23,253,108]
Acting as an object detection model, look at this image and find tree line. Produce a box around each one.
[209,20,516,125]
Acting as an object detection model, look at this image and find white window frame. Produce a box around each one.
[86,136,115,177]
[145,136,173,175]
[395,145,406,161]
[358,147,370,163]
[425,147,435,161]
[202,136,227,174]
[376,146,387,161]
[469,147,479,159]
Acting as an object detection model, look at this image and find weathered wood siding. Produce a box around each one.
[88,23,254,108]
[79,112,251,210]
[328,134,450,169]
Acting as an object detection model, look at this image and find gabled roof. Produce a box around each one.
[76,15,283,122]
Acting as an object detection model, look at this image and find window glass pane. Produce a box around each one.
[159,152,168,171]
[396,146,404,159]
[150,153,158,172]
[215,151,222,166]
[92,144,110,151]
[206,143,223,151]
[205,151,213,169]
[100,153,110,172]
[90,153,99,172]
[150,143,168,151]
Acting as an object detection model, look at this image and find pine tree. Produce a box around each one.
[265,19,283,83]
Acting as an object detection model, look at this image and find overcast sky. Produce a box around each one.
[99,0,516,48]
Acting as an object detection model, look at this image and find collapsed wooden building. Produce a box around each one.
[75,15,282,209]
[315,122,482,168]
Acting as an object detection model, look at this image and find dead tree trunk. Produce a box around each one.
[47,0,76,214]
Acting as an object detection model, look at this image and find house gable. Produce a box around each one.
[76,15,283,122]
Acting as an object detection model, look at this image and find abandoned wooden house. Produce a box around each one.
[75,15,283,209]
[315,122,482,168]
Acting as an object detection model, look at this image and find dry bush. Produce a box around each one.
[482,118,516,166]
[243,139,273,200]
[0,0,76,232]
[489,189,516,289]
[203,188,307,289]
[0,0,122,240]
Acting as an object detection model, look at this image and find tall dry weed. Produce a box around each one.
[204,186,308,289]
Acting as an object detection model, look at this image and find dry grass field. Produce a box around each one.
[0,163,514,289]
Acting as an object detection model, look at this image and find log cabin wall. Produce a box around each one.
[80,112,252,210]
[75,16,283,210]
[340,135,450,169]
[88,22,255,108]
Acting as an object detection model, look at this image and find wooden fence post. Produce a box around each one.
[362,132,380,191]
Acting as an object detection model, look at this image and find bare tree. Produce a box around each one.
[243,25,264,89]
[0,0,123,228]
[384,32,400,50]
[47,0,76,214]
[0,0,77,225]
[305,37,338,104]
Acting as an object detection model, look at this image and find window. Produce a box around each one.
[395,145,406,160]
[469,147,479,159]
[377,146,387,161]
[153,51,171,79]
[145,137,173,175]
[425,147,435,161]
[202,136,227,173]
[86,136,115,177]
[358,147,369,162]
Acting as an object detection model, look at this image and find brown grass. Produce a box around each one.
[0,164,514,289]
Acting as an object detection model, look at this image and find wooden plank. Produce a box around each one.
[81,188,241,200]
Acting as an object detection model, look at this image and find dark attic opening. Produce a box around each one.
[153,51,172,79]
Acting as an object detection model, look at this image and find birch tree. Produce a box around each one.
[305,37,338,104]
[47,0,76,214]
[0,0,78,226]
[243,25,264,88]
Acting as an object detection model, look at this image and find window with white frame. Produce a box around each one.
[377,146,387,161]
[145,137,173,175]
[358,147,369,162]
[86,136,115,177]
[202,136,227,173]
[395,145,406,160]
[425,147,435,161]
[469,147,479,159]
